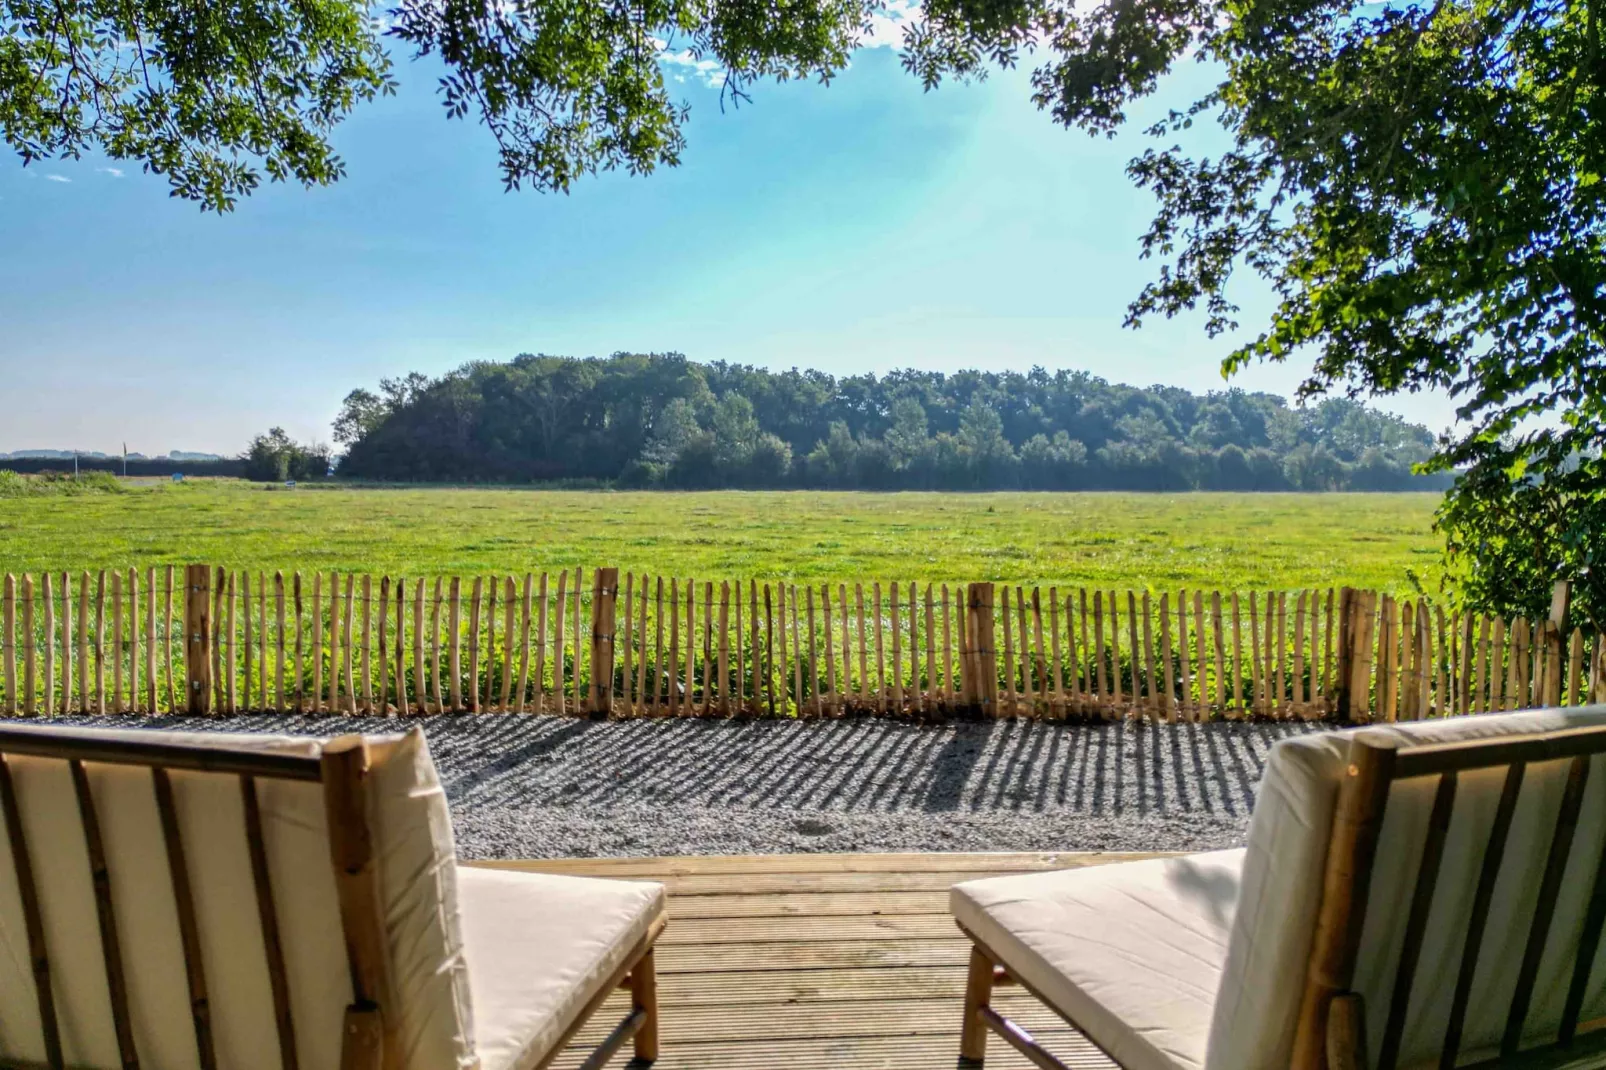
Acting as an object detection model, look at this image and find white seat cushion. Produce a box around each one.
[952,850,1244,1070]
[1208,705,1606,1070]
[459,866,666,1070]
[0,724,474,1070]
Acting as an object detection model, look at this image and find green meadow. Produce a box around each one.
[0,479,1443,593]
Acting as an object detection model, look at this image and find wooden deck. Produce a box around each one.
[470,851,1155,1069]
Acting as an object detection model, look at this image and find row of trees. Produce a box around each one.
[329,353,1449,492]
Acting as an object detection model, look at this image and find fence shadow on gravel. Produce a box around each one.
[2,711,1317,819]
[411,716,1308,820]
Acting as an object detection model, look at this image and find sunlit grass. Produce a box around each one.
[0,480,1443,592]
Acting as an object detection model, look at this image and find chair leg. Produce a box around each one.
[340,1004,385,1070]
[630,948,660,1063]
[961,945,995,1063]
[1326,993,1368,1070]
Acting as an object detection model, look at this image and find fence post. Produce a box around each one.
[185,564,213,715]
[979,585,999,717]
[959,587,976,710]
[588,568,619,717]
[961,583,998,718]
[1594,632,1606,705]
[1542,582,1570,708]
[1336,589,1377,723]
[1351,591,1378,723]
[3,574,14,717]
[1377,594,1397,722]
[1336,588,1355,720]
[1550,581,1572,632]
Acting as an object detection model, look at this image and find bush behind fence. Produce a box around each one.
[0,566,1601,721]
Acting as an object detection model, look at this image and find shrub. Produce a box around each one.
[242,428,331,482]
[0,469,125,498]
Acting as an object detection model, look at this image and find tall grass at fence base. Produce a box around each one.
[1,565,1600,724]
[0,470,125,499]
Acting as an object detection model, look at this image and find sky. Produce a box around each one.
[0,28,1461,456]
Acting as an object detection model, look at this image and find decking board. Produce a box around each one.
[474,851,1135,1069]
[659,913,959,944]
[666,889,950,919]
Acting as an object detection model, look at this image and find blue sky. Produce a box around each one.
[0,34,1457,456]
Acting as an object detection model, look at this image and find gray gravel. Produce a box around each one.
[11,714,1321,859]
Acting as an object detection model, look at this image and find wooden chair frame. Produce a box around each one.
[0,726,661,1070]
[958,724,1606,1070]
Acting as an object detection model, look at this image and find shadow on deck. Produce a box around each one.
[469,851,1155,1069]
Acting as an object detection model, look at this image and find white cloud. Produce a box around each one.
[660,48,727,88]
[98,167,125,178]
[44,174,71,183]
[657,3,921,88]
[864,0,920,48]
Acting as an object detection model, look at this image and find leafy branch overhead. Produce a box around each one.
[907,0,1606,625]
[7,0,1603,622]
[0,0,871,209]
[388,0,870,193]
[1,0,395,209]
[913,0,1606,432]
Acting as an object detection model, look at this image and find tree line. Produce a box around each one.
[319,353,1450,492]
[0,456,247,478]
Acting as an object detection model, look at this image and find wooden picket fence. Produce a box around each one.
[0,566,1601,721]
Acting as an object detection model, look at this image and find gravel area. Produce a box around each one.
[11,714,1322,858]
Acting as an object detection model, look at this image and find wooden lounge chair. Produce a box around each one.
[0,723,664,1070]
[953,706,1606,1070]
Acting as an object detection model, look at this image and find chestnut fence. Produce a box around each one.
[0,567,1600,721]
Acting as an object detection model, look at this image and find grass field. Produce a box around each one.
[0,480,1444,592]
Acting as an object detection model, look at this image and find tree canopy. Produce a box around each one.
[331,352,1448,492]
[11,0,1602,621]
[1,0,867,209]
[2,0,394,209]
[904,0,1606,624]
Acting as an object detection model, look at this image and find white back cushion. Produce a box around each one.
[0,725,474,1070]
[1207,705,1606,1070]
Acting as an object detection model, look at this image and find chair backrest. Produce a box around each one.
[0,724,474,1070]
[1206,706,1606,1070]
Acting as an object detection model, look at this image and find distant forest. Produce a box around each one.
[328,353,1451,492]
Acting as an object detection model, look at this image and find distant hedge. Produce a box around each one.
[0,457,247,478]
[0,470,126,498]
